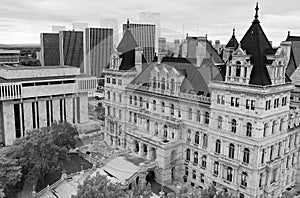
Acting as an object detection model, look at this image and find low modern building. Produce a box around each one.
[0,49,20,64]
[0,65,97,146]
[103,4,300,198]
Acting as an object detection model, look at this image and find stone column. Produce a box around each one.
[138,142,144,157]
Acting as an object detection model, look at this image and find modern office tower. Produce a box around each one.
[0,49,20,64]
[100,18,119,46]
[139,12,161,52]
[0,65,97,146]
[59,30,84,70]
[123,20,155,63]
[158,37,166,63]
[72,22,88,31]
[40,33,60,66]
[52,25,66,33]
[84,28,113,77]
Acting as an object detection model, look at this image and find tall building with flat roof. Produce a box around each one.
[72,22,88,31]
[100,18,119,46]
[158,37,166,63]
[84,28,113,77]
[52,25,66,33]
[139,12,160,52]
[40,33,60,66]
[59,30,84,70]
[0,65,97,146]
[123,20,155,63]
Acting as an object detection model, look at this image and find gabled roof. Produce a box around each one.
[225,28,239,49]
[198,58,224,84]
[240,3,273,86]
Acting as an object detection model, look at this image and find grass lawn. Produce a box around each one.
[36,153,92,192]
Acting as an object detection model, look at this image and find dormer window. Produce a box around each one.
[161,78,166,90]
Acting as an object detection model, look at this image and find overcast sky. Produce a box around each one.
[0,0,299,46]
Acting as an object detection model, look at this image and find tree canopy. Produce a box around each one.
[72,173,152,198]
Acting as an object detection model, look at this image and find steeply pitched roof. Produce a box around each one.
[225,28,239,49]
[286,32,300,68]
[198,58,224,84]
[240,3,273,86]
[117,29,138,54]
[286,47,297,77]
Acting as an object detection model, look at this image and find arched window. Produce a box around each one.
[241,172,248,187]
[153,100,156,111]
[129,95,132,104]
[280,118,284,131]
[113,92,116,101]
[163,125,168,138]
[153,77,157,89]
[229,143,235,159]
[214,161,219,175]
[146,119,150,131]
[194,152,198,164]
[246,122,252,137]
[202,155,207,168]
[205,112,210,124]
[195,131,200,145]
[236,65,241,77]
[231,119,237,133]
[186,149,190,161]
[196,110,201,122]
[243,148,250,164]
[259,173,263,188]
[218,116,223,129]
[202,134,208,148]
[263,123,268,137]
[188,108,193,120]
[139,97,143,107]
[161,78,166,90]
[215,139,221,154]
[226,167,233,182]
[272,121,276,134]
[134,96,137,106]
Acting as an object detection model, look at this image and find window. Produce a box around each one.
[107,91,111,100]
[217,95,225,104]
[119,110,122,120]
[246,99,250,109]
[218,116,223,129]
[119,93,122,103]
[178,110,181,118]
[186,149,190,161]
[226,167,233,182]
[118,79,122,85]
[263,123,268,137]
[161,78,166,90]
[153,77,157,89]
[195,132,200,145]
[194,152,198,164]
[112,78,116,84]
[113,92,116,102]
[153,100,156,110]
[188,108,193,120]
[236,66,241,77]
[272,121,276,134]
[265,100,271,110]
[185,166,189,176]
[282,96,287,106]
[163,125,168,138]
[200,173,204,183]
[196,110,201,122]
[231,119,237,133]
[286,156,290,168]
[274,98,279,108]
[243,148,250,164]
[231,97,239,107]
[192,170,196,179]
[170,79,175,92]
[241,172,248,187]
[279,118,284,131]
[161,102,165,113]
[106,77,111,83]
[259,173,263,188]
[214,161,219,175]
[202,134,208,148]
[155,122,158,136]
[270,145,274,161]
[229,143,235,159]
[205,112,210,124]
[134,96,137,106]
[202,155,207,168]
[146,119,150,131]
[215,139,221,154]
[261,149,265,164]
[187,129,191,141]
[251,100,255,110]
[278,142,282,157]
[170,104,174,115]
[246,122,252,137]
[139,97,143,107]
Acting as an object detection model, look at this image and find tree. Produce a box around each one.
[201,184,234,198]
[50,122,79,149]
[72,173,153,198]
[12,128,69,186]
[0,147,22,190]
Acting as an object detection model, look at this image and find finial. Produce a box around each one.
[233,28,235,36]
[288,31,290,37]
[254,2,259,20]
[126,18,130,29]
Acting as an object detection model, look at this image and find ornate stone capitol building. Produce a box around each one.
[103,4,300,198]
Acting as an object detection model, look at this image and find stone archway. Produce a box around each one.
[146,170,155,185]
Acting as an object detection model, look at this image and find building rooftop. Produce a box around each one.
[225,28,239,49]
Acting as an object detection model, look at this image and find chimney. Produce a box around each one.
[135,47,143,74]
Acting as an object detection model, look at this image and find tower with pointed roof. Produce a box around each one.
[209,3,298,197]
[222,28,239,62]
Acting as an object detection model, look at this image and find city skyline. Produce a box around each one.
[0,0,299,46]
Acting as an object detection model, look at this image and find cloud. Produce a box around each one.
[0,0,299,45]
